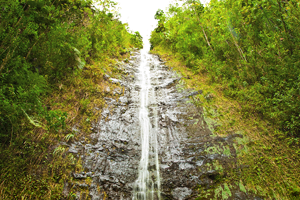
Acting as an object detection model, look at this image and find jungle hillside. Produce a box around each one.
[1,0,300,199]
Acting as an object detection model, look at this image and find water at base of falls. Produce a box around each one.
[133,48,161,200]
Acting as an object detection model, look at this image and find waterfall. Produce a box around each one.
[133,48,161,200]
[67,43,234,200]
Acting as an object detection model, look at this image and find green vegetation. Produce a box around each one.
[151,36,300,199]
[0,0,142,199]
[150,0,300,140]
[151,2,300,196]
[151,44,300,199]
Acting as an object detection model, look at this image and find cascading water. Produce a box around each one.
[66,42,249,200]
[133,48,161,200]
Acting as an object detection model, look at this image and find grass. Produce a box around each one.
[151,45,300,200]
[0,50,132,199]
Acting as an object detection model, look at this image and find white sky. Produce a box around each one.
[113,0,210,49]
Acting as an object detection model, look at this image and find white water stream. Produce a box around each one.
[71,42,236,199]
[133,48,161,200]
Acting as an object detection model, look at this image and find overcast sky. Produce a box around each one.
[113,0,210,47]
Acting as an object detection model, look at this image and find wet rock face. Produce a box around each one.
[68,51,251,200]
[87,53,142,199]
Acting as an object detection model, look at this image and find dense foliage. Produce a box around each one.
[150,0,300,139]
[0,0,142,198]
[0,0,142,144]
